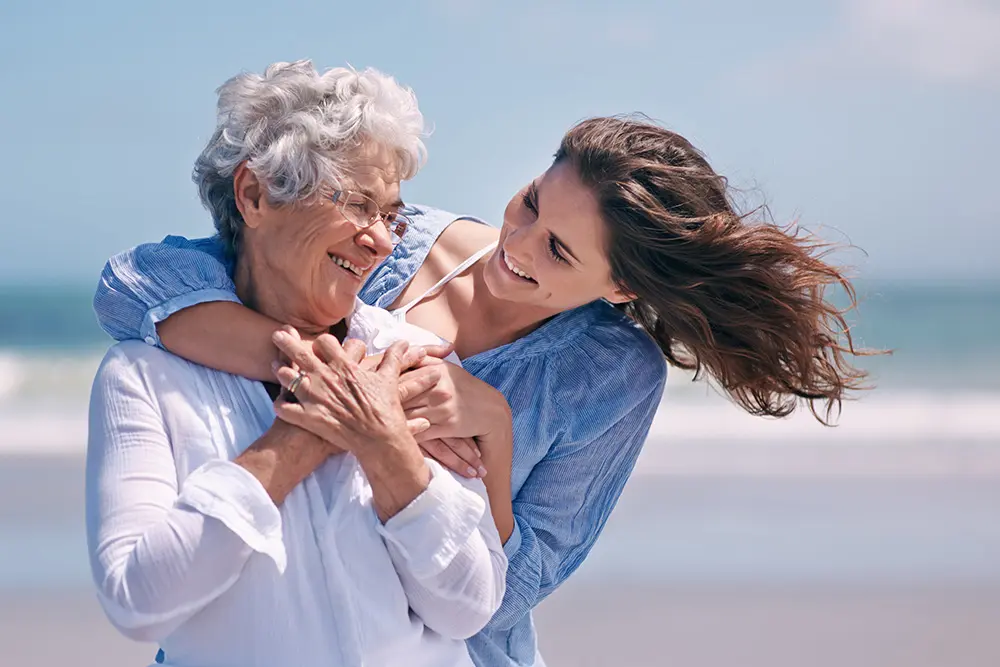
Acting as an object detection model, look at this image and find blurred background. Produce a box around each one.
[1,1,998,665]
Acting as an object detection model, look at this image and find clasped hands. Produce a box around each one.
[269,327,511,479]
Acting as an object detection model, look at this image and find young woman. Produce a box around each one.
[95,116,867,667]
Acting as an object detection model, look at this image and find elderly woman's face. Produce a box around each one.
[236,148,401,329]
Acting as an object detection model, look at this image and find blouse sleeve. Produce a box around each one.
[86,343,285,643]
[376,460,507,639]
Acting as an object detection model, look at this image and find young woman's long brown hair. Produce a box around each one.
[556,116,873,424]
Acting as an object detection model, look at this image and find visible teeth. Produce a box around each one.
[331,255,362,277]
[503,251,533,280]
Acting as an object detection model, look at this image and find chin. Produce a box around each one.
[312,293,357,327]
[482,258,512,300]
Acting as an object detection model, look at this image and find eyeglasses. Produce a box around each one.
[330,190,409,245]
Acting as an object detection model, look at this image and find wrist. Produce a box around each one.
[481,388,513,438]
[235,420,328,505]
[356,433,432,522]
[354,431,425,478]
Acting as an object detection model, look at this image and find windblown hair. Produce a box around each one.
[556,116,873,424]
[193,60,427,255]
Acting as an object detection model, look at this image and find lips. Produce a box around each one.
[503,250,535,282]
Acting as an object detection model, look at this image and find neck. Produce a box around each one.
[459,264,557,355]
[234,246,331,337]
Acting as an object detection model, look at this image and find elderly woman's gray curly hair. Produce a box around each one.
[193,60,427,255]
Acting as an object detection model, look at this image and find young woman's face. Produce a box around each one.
[483,160,633,314]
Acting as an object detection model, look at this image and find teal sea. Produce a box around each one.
[1,279,998,411]
[0,279,997,454]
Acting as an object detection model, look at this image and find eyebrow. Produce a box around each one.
[357,187,403,210]
[533,181,581,265]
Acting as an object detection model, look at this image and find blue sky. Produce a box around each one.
[1,0,997,284]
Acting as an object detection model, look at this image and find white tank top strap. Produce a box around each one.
[393,241,498,316]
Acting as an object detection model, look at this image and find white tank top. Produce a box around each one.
[391,241,498,321]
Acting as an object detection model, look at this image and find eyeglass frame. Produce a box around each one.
[329,190,410,245]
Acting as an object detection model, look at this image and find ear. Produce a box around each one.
[233,162,264,229]
[605,284,637,305]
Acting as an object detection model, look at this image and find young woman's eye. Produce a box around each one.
[521,185,538,215]
[521,193,536,215]
[548,235,567,263]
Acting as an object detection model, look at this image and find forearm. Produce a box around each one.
[358,436,432,522]
[478,428,515,543]
[234,420,332,505]
[158,301,282,382]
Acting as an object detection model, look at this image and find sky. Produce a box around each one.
[1,0,997,284]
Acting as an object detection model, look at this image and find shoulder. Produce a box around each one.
[94,341,205,393]
[585,304,665,377]
[433,217,499,261]
[361,205,497,308]
[406,205,497,274]
[551,303,667,413]
[98,340,179,371]
[115,235,233,278]
[400,204,474,245]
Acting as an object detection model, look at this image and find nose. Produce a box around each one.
[355,220,394,261]
[502,222,536,265]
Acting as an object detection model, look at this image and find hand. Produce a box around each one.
[418,437,486,479]
[272,329,438,522]
[269,327,434,441]
[356,342,452,371]
[269,326,321,379]
[398,360,512,478]
[399,359,512,441]
[270,329,426,459]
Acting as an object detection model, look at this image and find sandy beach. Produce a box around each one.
[4,444,1000,666]
[5,581,1000,667]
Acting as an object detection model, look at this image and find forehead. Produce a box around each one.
[342,141,402,203]
[541,162,600,216]
[539,161,608,258]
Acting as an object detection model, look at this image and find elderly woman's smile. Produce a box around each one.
[328,253,368,278]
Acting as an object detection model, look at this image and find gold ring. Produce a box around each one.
[287,369,307,395]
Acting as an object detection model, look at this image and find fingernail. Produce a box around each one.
[477,466,488,478]
[270,360,281,375]
[272,331,287,343]
[466,467,478,478]
[474,448,482,458]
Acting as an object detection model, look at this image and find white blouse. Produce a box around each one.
[85,300,506,667]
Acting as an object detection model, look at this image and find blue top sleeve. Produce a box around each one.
[93,235,239,347]
[484,353,665,632]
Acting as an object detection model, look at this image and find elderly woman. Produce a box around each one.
[86,61,506,667]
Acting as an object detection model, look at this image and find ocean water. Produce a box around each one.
[1,280,997,452]
[1,280,999,598]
